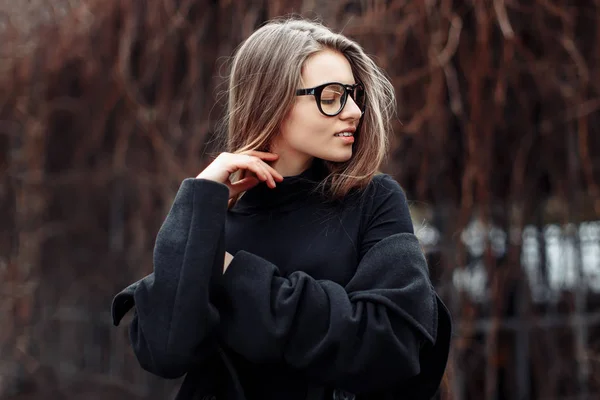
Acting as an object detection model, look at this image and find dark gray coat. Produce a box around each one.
[112,174,452,400]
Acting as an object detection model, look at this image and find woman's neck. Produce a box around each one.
[270,155,314,177]
[231,158,327,213]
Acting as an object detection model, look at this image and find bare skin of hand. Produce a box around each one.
[196,150,284,199]
[224,251,234,273]
[196,150,283,273]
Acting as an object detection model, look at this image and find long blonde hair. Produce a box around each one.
[223,17,396,201]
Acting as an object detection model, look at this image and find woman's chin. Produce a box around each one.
[320,150,353,163]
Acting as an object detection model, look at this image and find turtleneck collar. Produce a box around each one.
[230,158,329,213]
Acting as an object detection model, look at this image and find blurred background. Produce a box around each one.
[1,0,599,399]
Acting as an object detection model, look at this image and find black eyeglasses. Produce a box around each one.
[295,82,366,117]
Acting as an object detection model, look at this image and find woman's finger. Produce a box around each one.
[240,152,283,181]
[232,152,283,183]
[237,157,271,186]
[241,150,279,160]
[247,161,276,188]
[197,151,282,193]
[243,154,283,182]
[260,164,277,188]
[261,163,284,182]
[228,176,260,197]
[245,161,269,183]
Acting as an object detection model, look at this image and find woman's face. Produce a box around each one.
[271,49,363,176]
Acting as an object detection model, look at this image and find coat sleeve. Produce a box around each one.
[216,175,451,394]
[111,178,230,379]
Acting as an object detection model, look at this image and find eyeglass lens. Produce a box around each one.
[319,84,365,116]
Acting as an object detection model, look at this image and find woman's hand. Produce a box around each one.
[197,151,282,275]
[196,151,284,199]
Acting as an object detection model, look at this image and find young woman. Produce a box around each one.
[112,17,451,400]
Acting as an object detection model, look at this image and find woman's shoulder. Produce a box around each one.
[369,172,404,190]
[354,172,408,204]
[345,172,415,252]
[342,172,410,220]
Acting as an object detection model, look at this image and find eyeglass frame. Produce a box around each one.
[295,81,366,117]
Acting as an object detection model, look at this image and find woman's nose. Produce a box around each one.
[340,96,363,120]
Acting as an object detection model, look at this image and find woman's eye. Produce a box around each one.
[321,99,336,105]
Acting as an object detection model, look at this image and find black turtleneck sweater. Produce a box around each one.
[223,159,416,399]
[111,159,452,400]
